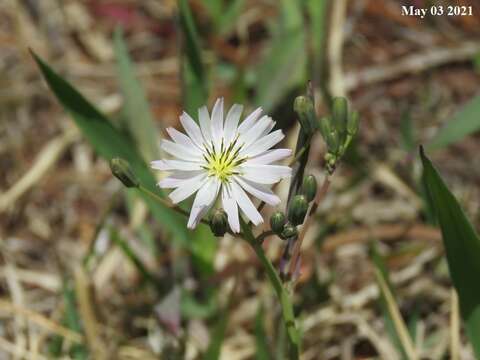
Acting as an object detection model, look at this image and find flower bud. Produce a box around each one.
[210,209,228,237]
[326,129,340,154]
[332,97,348,135]
[270,211,286,235]
[301,175,317,202]
[318,116,333,139]
[288,195,309,226]
[110,158,139,188]
[294,95,316,135]
[281,223,298,240]
[347,111,359,135]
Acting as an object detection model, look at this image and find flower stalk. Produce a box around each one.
[240,218,301,359]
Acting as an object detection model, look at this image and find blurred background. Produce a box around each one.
[1,0,480,359]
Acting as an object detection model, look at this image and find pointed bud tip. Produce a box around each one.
[332,97,349,134]
[288,195,309,226]
[294,96,316,135]
[270,211,286,235]
[301,175,317,202]
[110,158,139,188]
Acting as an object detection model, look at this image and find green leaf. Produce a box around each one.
[113,27,159,161]
[306,0,328,85]
[421,147,480,356]
[31,50,190,245]
[179,0,208,114]
[428,94,480,150]
[400,110,415,152]
[218,0,245,35]
[110,227,159,290]
[370,242,408,359]
[203,311,228,360]
[255,1,306,112]
[255,306,271,360]
[63,282,88,360]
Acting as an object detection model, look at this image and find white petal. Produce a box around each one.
[238,115,274,149]
[239,164,291,184]
[160,140,203,161]
[210,98,224,150]
[158,170,204,188]
[230,181,263,225]
[240,130,284,157]
[224,104,243,144]
[260,120,275,137]
[187,177,220,229]
[246,149,292,164]
[238,107,262,134]
[222,184,240,233]
[234,176,280,205]
[168,173,208,203]
[166,127,201,151]
[198,106,212,144]
[180,112,204,149]
[151,159,203,171]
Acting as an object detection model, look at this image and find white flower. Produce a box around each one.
[151,98,292,233]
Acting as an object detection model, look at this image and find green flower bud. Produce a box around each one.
[301,175,317,202]
[326,129,340,154]
[347,111,359,135]
[110,158,139,188]
[281,223,298,240]
[294,95,317,135]
[332,97,348,135]
[270,211,286,235]
[288,195,309,226]
[210,209,228,237]
[318,116,332,140]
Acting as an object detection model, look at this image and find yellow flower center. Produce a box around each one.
[203,139,244,183]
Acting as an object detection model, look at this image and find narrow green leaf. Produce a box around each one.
[110,227,159,290]
[218,0,245,35]
[31,51,189,245]
[370,242,408,359]
[178,0,208,114]
[113,27,159,161]
[421,147,480,356]
[255,1,306,112]
[63,282,88,360]
[203,311,228,360]
[400,110,415,152]
[428,94,480,150]
[255,306,271,360]
[307,0,328,86]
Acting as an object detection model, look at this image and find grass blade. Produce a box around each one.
[255,305,271,360]
[63,281,88,360]
[370,242,409,359]
[373,265,417,360]
[31,50,190,245]
[255,0,306,112]
[178,0,208,115]
[307,0,328,85]
[428,94,480,150]
[420,147,480,356]
[113,27,159,161]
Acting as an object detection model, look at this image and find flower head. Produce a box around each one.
[151,98,292,233]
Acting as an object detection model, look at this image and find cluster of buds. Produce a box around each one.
[269,175,317,240]
[319,97,359,174]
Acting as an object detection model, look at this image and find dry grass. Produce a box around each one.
[1,0,480,359]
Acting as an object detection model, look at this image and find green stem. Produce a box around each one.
[240,219,300,359]
[138,185,208,225]
[256,145,310,215]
